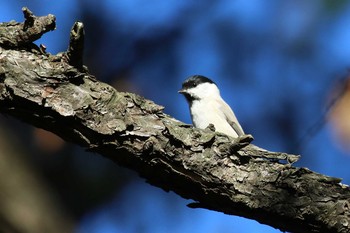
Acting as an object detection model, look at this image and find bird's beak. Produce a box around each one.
[178,89,186,94]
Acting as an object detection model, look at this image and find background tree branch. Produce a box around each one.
[0,8,349,233]
[0,124,74,233]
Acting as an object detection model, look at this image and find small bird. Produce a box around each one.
[179,75,244,138]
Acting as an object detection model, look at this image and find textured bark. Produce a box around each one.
[1,8,350,233]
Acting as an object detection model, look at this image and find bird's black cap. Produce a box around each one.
[181,75,216,90]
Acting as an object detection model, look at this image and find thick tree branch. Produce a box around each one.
[0,9,349,233]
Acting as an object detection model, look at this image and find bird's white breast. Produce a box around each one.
[190,98,240,138]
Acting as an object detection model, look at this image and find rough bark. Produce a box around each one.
[0,8,350,233]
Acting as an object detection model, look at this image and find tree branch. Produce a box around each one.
[0,7,55,49]
[0,9,349,233]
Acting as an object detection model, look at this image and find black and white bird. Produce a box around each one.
[179,75,244,138]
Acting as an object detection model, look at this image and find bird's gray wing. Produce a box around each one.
[227,118,245,136]
[220,100,245,136]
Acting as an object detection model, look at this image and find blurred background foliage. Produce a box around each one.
[1,1,350,232]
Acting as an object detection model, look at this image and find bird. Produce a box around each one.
[179,75,245,138]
